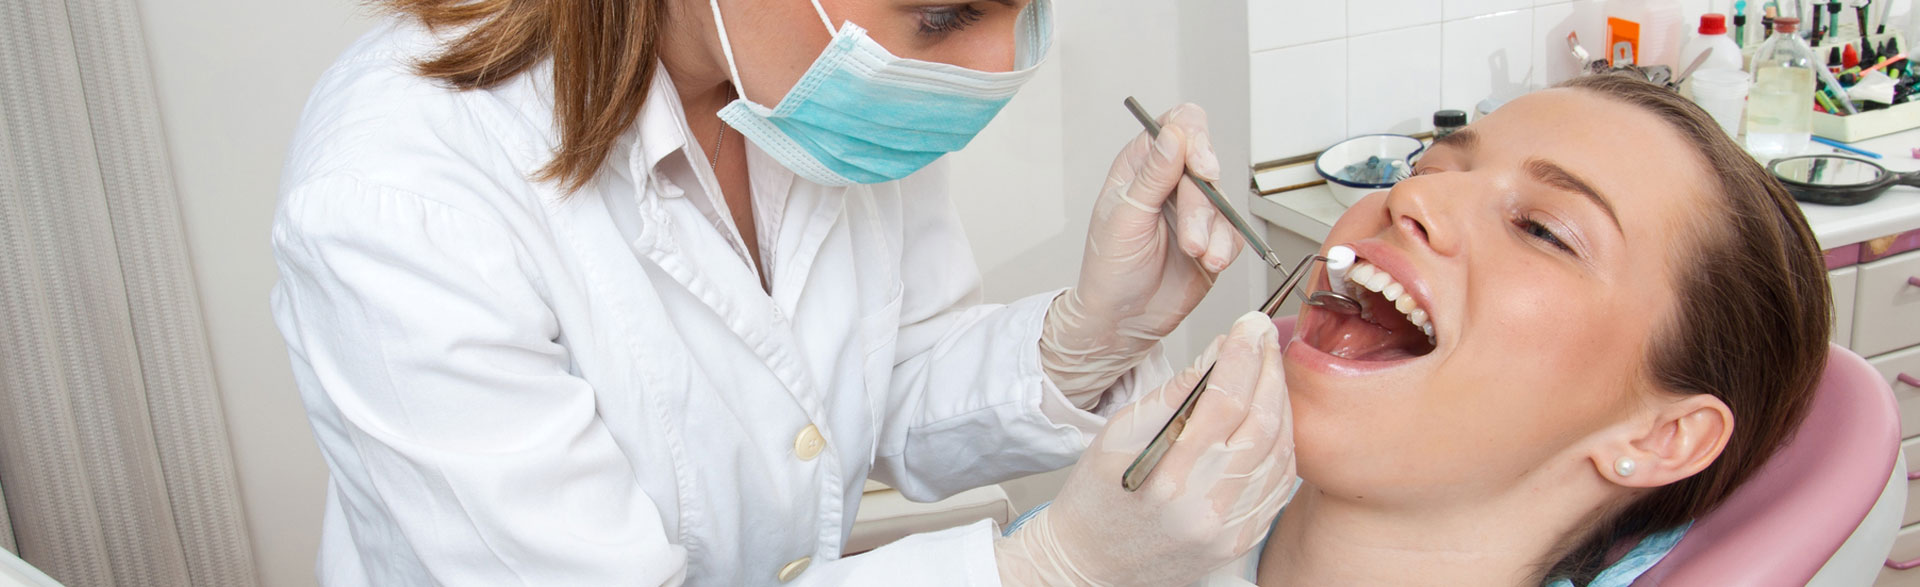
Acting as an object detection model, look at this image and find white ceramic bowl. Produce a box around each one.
[1315,134,1426,208]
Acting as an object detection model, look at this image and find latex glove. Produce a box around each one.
[999,312,1296,587]
[1041,103,1242,403]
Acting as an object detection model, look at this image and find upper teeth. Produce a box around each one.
[1345,261,1436,343]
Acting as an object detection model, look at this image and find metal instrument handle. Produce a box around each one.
[1122,96,1284,269]
[1121,254,1320,491]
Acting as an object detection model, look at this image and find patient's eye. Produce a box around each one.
[1514,215,1573,253]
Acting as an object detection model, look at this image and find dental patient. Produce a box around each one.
[1220,73,1832,586]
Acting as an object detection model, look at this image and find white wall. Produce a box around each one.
[1247,0,1728,162]
[135,0,1258,583]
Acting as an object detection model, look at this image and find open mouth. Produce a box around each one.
[1301,257,1439,362]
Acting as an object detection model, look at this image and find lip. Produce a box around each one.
[1286,238,1444,375]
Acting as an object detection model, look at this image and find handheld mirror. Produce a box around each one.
[1768,155,1920,206]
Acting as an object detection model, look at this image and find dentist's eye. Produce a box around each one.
[918,4,985,35]
[1515,215,1573,253]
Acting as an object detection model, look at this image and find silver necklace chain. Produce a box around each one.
[710,87,731,173]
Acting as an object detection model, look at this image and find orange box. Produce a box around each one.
[1608,17,1641,66]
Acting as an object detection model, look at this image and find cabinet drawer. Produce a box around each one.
[1872,345,1920,439]
[1853,251,1920,357]
[1836,267,1859,347]
[1883,523,1920,586]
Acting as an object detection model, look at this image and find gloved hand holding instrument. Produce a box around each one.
[998,312,1297,587]
[996,98,1351,586]
[1037,99,1240,405]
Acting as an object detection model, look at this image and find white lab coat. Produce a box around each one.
[270,20,1166,586]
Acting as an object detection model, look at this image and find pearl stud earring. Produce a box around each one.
[1614,456,1638,477]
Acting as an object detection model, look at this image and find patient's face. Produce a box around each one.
[1283,89,1710,504]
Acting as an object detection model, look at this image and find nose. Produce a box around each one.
[1381,175,1459,257]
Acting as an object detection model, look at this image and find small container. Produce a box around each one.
[1315,134,1426,208]
[1678,14,1744,98]
[1433,110,1468,139]
[1691,68,1751,138]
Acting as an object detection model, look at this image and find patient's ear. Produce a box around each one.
[1595,394,1733,489]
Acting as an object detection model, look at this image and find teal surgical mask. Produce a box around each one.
[707,0,1052,186]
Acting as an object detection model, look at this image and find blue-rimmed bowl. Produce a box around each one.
[1315,134,1426,208]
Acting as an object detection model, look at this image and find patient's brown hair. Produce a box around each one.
[1544,73,1832,583]
[379,0,671,192]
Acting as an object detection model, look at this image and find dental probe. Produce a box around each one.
[1121,253,1327,492]
[1123,97,1287,269]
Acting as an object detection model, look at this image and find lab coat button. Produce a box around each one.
[778,556,811,582]
[794,424,825,461]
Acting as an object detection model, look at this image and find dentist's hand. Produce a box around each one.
[1041,103,1241,403]
[998,313,1296,587]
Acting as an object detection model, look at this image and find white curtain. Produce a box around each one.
[1,478,14,555]
[0,0,259,585]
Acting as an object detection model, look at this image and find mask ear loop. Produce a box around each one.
[707,0,749,99]
[708,0,840,103]
[807,0,837,33]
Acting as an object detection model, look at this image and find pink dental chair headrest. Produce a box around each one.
[1634,343,1900,585]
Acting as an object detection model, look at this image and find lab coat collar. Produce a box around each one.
[626,64,694,194]
[622,65,805,203]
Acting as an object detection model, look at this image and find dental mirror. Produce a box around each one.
[1768,154,1920,206]
[1300,290,1362,314]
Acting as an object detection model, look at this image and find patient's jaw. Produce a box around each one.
[1264,89,1737,585]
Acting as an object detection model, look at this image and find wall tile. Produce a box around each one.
[1442,10,1537,113]
[1445,0,1535,21]
[1347,25,1444,135]
[1348,0,1445,36]
[1251,0,1347,52]
[1534,0,1608,87]
[1252,39,1349,161]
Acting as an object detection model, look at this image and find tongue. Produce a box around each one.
[1306,289,1433,361]
[1317,317,1423,361]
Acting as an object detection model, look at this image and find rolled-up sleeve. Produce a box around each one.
[271,176,687,585]
[868,163,1172,503]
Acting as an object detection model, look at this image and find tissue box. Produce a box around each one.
[1813,101,1920,142]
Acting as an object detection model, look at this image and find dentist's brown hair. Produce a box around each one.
[1543,73,1832,583]
[379,0,670,192]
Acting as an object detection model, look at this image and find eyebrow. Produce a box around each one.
[1431,127,1479,153]
[1524,157,1623,234]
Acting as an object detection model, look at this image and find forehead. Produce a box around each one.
[1459,89,1714,250]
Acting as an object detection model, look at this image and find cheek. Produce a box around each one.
[733,5,835,104]
[1421,267,1645,463]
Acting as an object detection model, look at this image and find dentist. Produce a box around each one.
[270,0,1293,584]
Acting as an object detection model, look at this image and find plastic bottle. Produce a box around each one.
[1678,14,1745,98]
[1606,0,1687,67]
[1746,17,1816,159]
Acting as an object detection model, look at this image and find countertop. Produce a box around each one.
[1251,127,1920,250]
